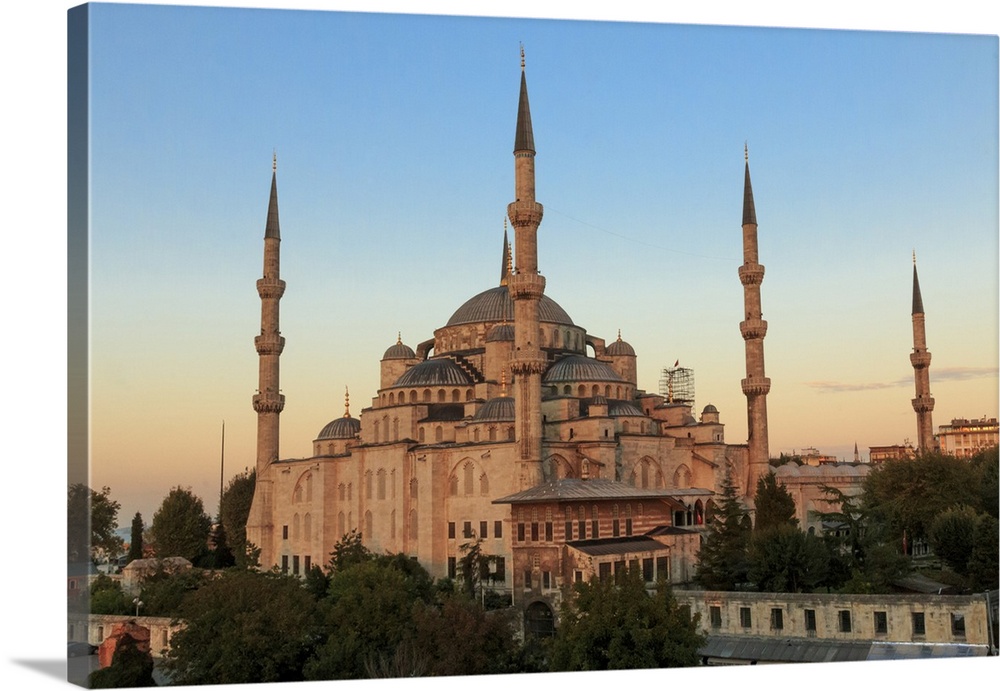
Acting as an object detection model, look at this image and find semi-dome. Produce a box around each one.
[446,285,574,327]
[317,416,361,440]
[702,404,719,414]
[543,355,625,383]
[383,334,416,360]
[486,323,515,342]
[607,400,646,417]
[393,358,473,387]
[605,331,635,357]
[473,396,516,422]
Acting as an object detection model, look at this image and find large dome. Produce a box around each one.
[473,396,516,422]
[543,355,625,383]
[446,286,574,327]
[317,416,361,440]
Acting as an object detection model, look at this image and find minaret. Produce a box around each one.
[738,146,771,496]
[507,47,547,488]
[500,219,512,286]
[910,253,935,452]
[246,154,286,565]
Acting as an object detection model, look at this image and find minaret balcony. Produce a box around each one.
[253,391,285,414]
[910,351,932,369]
[738,263,765,286]
[740,318,768,340]
[257,277,286,299]
[741,377,771,396]
[507,200,544,228]
[911,396,935,413]
[508,272,546,300]
[255,333,286,355]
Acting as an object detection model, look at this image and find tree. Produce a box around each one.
[326,529,373,573]
[68,484,124,563]
[127,512,144,563]
[549,569,705,671]
[88,632,156,688]
[163,569,321,685]
[88,574,131,615]
[139,567,206,617]
[748,525,829,593]
[149,486,212,561]
[695,464,750,590]
[928,505,979,575]
[409,594,521,676]
[967,513,999,591]
[753,472,798,532]
[207,521,235,569]
[219,469,256,568]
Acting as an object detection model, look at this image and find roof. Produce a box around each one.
[912,262,925,315]
[493,478,710,504]
[446,286,574,327]
[393,358,473,387]
[316,416,361,440]
[742,156,756,226]
[566,535,670,557]
[543,355,624,384]
[473,396,515,422]
[700,635,872,664]
[486,323,515,342]
[514,66,534,153]
[264,169,280,240]
[382,337,416,360]
[605,334,635,356]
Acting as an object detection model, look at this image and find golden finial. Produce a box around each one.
[617,329,622,342]
[500,368,508,396]
[343,386,351,418]
[397,331,402,345]
[272,150,277,172]
[520,43,525,71]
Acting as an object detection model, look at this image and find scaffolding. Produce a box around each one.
[659,364,695,407]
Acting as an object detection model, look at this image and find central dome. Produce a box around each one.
[446,286,574,327]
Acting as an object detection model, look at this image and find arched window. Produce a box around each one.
[423,389,431,402]
[365,471,373,499]
[622,421,630,434]
[473,428,480,442]
[418,427,425,442]
[488,426,497,441]
[463,462,474,495]
[437,389,446,402]
[365,510,373,538]
[303,513,311,540]
[377,469,386,500]
[592,385,599,396]
[338,483,346,501]
[465,389,474,401]
[605,385,611,397]
[389,392,395,405]
[373,422,379,444]
[480,472,489,495]
[578,385,586,397]
[410,390,417,403]
[673,465,691,489]
[564,385,571,395]
[435,426,443,442]
[452,389,460,402]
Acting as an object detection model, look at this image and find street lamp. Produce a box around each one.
[132,597,144,617]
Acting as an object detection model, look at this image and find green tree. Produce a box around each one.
[88,633,156,688]
[549,569,704,671]
[326,529,373,573]
[748,525,829,592]
[68,484,124,563]
[928,505,980,575]
[163,569,321,685]
[409,594,521,676]
[753,472,798,532]
[967,513,999,591]
[970,447,999,518]
[219,469,256,568]
[150,486,212,561]
[88,574,131,615]
[207,520,236,569]
[139,567,206,617]
[695,464,750,590]
[127,512,144,563]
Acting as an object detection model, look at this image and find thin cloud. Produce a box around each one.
[803,366,998,394]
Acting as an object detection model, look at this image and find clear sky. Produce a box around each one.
[3,2,998,691]
[79,2,999,524]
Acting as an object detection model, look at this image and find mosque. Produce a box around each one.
[244,56,930,614]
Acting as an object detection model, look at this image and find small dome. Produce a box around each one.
[317,416,361,440]
[591,395,608,406]
[383,334,416,360]
[607,400,645,417]
[605,331,635,357]
[486,323,515,342]
[446,286,574,327]
[473,396,516,422]
[543,355,625,384]
[393,358,473,387]
[702,404,719,414]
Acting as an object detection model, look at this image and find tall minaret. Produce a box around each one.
[910,253,935,452]
[507,47,547,488]
[247,154,286,565]
[738,146,771,496]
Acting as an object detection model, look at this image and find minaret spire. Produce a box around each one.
[910,255,935,452]
[344,386,351,418]
[247,155,288,568]
[500,219,512,286]
[738,146,771,497]
[507,49,547,487]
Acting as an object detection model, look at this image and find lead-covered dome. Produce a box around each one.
[473,396,516,422]
[383,334,416,360]
[486,323,515,342]
[317,416,361,440]
[543,355,625,383]
[394,358,473,387]
[605,332,635,357]
[446,286,574,327]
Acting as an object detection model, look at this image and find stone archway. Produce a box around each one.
[524,600,555,638]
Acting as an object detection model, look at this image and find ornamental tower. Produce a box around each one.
[247,155,286,563]
[910,253,935,452]
[738,146,771,496]
[507,48,547,488]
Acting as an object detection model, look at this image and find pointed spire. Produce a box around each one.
[912,253,925,315]
[742,143,756,226]
[343,386,351,418]
[397,331,402,345]
[265,153,281,240]
[617,329,622,342]
[514,46,535,154]
[500,219,512,286]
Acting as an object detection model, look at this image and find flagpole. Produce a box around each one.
[219,420,225,520]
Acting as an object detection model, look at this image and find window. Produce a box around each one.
[656,556,668,581]
[805,609,817,632]
[642,557,654,583]
[517,523,525,542]
[494,520,503,538]
[912,612,926,637]
[531,522,539,541]
[710,606,722,629]
[565,520,573,541]
[448,522,456,539]
[448,557,456,579]
[542,571,551,589]
[304,556,311,572]
[281,555,289,574]
[578,519,587,539]
[839,610,852,633]
[463,521,473,539]
[292,555,300,576]
[625,518,633,536]
[545,521,553,541]
[739,607,752,628]
[494,557,506,582]
[282,525,289,540]
[575,570,584,584]
[770,608,783,630]
[480,521,488,539]
[524,570,532,590]
[598,562,612,581]
[874,611,887,635]
[951,613,966,638]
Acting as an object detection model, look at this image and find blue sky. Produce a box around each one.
[78,2,999,523]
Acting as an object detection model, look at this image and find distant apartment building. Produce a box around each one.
[936,417,999,458]
[798,447,839,466]
[869,443,916,465]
